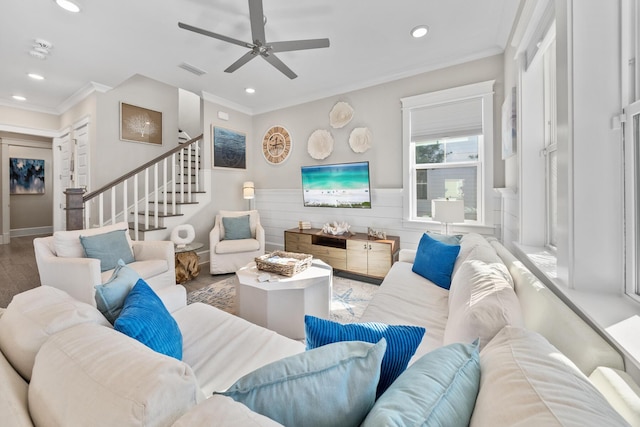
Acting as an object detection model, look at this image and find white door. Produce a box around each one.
[74,122,90,190]
[624,100,640,298]
[53,131,72,231]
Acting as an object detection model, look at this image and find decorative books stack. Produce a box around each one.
[298,221,311,230]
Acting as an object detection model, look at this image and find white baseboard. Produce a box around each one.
[10,226,53,238]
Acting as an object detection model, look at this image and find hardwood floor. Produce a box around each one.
[0,235,45,308]
[0,234,223,308]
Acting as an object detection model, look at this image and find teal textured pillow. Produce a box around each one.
[412,232,461,289]
[304,315,425,398]
[362,341,480,427]
[222,215,251,240]
[94,259,140,324]
[114,279,182,360]
[79,229,135,272]
[219,339,386,427]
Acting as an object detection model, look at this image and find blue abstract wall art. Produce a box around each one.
[10,158,45,194]
[213,126,246,169]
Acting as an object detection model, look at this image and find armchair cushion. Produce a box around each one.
[215,239,261,254]
[80,229,135,271]
[218,210,258,239]
[222,215,251,240]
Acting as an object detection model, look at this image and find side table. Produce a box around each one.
[174,242,204,284]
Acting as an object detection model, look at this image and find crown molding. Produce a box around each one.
[57,81,111,114]
[201,91,254,116]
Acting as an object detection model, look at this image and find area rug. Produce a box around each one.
[187,274,378,323]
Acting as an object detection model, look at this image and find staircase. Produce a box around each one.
[80,134,207,240]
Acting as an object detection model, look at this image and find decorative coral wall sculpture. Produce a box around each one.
[329,102,354,129]
[349,127,372,153]
[308,129,334,159]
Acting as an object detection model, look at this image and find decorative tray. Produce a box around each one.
[255,251,313,277]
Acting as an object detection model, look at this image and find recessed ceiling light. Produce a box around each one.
[55,0,80,13]
[411,25,429,38]
[28,73,45,80]
[245,87,256,94]
[12,95,26,101]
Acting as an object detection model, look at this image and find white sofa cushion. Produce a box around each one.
[100,259,169,283]
[53,221,132,258]
[470,327,629,426]
[0,350,31,427]
[444,246,523,350]
[29,322,204,427]
[172,395,284,427]
[173,302,305,395]
[0,285,109,381]
[359,261,449,362]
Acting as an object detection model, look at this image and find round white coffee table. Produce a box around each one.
[235,259,332,340]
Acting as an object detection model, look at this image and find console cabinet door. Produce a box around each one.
[367,241,393,278]
[346,240,369,275]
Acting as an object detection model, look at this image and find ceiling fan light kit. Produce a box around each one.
[178,0,329,79]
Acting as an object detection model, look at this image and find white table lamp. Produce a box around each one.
[243,181,255,209]
[432,199,464,235]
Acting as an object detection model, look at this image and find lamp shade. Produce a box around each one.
[432,199,464,223]
[243,181,255,199]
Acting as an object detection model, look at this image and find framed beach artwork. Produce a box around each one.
[10,158,45,194]
[501,86,517,159]
[212,125,246,169]
[120,102,163,145]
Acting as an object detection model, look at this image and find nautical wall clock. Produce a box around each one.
[262,125,292,164]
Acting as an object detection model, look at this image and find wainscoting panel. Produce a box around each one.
[255,188,500,252]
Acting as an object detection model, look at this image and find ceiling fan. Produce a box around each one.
[178,0,330,79]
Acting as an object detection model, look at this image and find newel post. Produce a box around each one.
[64,188,85,230]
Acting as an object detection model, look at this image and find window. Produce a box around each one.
[402,81,494,225]
[543,39,557,248]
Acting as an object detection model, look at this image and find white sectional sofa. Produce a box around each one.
[0,232,638,426]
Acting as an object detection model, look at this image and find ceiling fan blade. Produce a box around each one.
[248,0,266,43]
[224,51,259,73]
[262,53,297,79]
[269,38,330,53]
[178,22,251,49]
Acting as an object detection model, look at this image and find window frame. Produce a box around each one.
[401,80,495,226]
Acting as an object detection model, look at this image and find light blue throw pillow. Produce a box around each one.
[219,339,386,427]
[426,231,463,245]
[222,215,252,240]
[412,232,461,289]
[79,229,135,272]
[94,259,140,324]
[114,279,182,360]
[362,340,480,427]
[304,315,425,398]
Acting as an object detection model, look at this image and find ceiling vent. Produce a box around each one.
[178,62,206,76]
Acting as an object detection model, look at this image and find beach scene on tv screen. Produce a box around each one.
[301,162,371,208]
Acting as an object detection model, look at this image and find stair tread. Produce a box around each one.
[148,201,199,205]
[133,211,184,217]
[128,223,167,232]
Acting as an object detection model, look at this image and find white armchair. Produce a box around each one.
[209,210,265,274]
[34,222,176,306]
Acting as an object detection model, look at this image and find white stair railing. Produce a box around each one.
[81,134,203,239]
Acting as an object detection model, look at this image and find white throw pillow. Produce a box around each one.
[470,327,629,426]
[444,247,522,349]
[29,323,204,427]
[0,285,109,381]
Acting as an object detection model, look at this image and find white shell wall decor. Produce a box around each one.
[348,127,372,153]
[329,101,354,129]
[307,129,334,159]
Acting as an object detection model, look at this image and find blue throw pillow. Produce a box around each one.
[219,339,386,427]
[94,259,140,324]
[362,340,480,427]
[114,279,182,360]
[222,215,251,240]
[412,232,461,289]
[304,315,425,398]
[79,229,135,272]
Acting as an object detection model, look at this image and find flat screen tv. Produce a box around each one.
[301,161,371,208]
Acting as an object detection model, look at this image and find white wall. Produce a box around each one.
[248,55,504,250]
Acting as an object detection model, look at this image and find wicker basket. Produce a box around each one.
[255,251,313,277]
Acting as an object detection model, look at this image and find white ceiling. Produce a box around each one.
[0,0,520,116]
